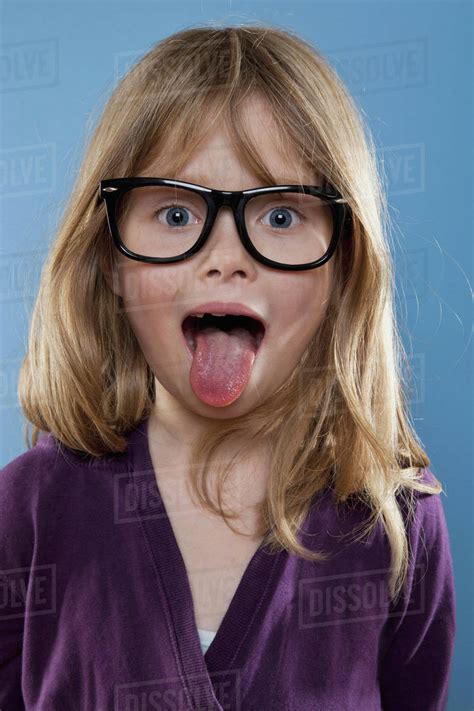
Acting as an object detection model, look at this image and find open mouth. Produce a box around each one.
[181,313,266,354]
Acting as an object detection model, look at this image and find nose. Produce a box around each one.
[200,202,255,276]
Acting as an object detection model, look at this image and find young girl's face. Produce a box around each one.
[110,95,334,421]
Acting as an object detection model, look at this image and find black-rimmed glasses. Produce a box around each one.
[98,177,351,271]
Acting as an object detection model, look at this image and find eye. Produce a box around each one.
[155,204,201,228]
[261,205,304,229]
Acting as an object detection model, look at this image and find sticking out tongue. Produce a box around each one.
[190,325,258,407]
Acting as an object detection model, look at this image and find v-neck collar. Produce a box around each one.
[126,415,284,709]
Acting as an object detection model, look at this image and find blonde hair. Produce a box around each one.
[19,23,442,603]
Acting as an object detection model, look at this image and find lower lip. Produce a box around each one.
[181,326,265,360]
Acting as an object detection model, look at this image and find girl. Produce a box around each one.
[0,24,455,710]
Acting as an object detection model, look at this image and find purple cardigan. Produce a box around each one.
[0,416,456,710]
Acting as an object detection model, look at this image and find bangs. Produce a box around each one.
[135,88,323,190]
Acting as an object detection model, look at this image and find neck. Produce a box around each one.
[147,395,271,516]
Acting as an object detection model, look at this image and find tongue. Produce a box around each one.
[190,326,258,407]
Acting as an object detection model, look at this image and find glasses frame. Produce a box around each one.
[97,177,352,271]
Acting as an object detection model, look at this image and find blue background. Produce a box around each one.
[1,1,472,708]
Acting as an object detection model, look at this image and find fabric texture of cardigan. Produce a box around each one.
[0,416,456,710]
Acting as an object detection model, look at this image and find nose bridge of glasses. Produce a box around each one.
[213,189,240,209]
[208,190,243,234]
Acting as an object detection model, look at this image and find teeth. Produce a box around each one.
[191,312,227,318]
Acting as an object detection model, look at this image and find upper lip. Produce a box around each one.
[182,302,267,331]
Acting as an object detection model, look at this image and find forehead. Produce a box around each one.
[138,94,320,187]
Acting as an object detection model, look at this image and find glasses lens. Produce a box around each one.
[245,191,333,265]
[115,185,208,258]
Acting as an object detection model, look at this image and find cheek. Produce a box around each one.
[275,264,333,336]
[117,262,182,311]
[116,258,204,338]
[116,262,190,366]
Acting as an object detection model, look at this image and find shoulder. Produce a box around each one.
[0,432,72,504]
[385,466,455,626]
[0,442,53,576]
[0,430,130,569]
[378,468,456,707]
[0,431,125,536]
[0,438,56,509]
[0,429,130,495]
[398,466,452,557]
[0,437,64,545]
[0,437,69,622]
[308,467,453,576]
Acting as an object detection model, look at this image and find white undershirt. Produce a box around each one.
[197,627,217,654]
